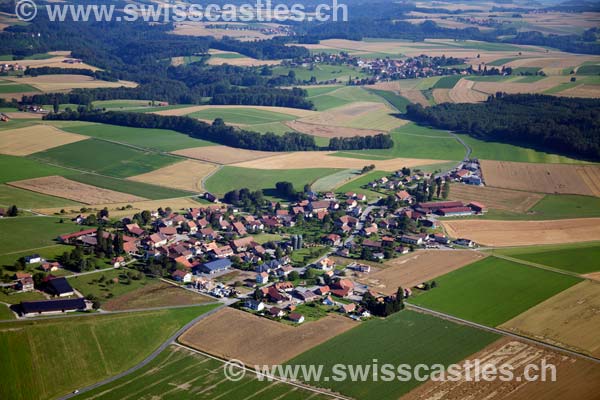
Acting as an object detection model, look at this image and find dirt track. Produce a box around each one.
[442,218,600,247]
[179,307,357,366]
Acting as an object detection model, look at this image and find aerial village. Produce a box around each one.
[4,161,486,323]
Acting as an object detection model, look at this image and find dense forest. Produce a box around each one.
[405,94,600,161]
[43,109,393,151]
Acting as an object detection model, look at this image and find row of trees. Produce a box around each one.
[405,94,600,161]
[44,110,319,151]
[329,134,393,150]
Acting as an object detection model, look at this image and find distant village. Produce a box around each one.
[4,162,487,323]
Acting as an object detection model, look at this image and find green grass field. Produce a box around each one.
[288,310,499,400]
[312,168,361,192]
[0,244,72,273]
[0,83,39,93]
[61,123,215,151]
[68,269,155,301]
[336,123,464,161]
[67,173,194,199]
[459,134,587,163]
[188,107,297,125]
[31,139,179,178]
[576,64,600,75]
[0,304,15,320]
[205,166,341,197]
[335,170,390,201]
[0,305,219,400]
[0,155,71,184]
[77,345,332,400]
[0,217,77,255]
[491,243,600,275]
[0,184,82,209]
[410,256,581,326]
[432,75,463,89]
[367,89,411,112]
[487,57,521,66]
[308,86,386,111]
[273,64,367,83]
[514,75,546,83]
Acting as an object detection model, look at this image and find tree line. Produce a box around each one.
[24,67,117,82]
[405,93,600,161]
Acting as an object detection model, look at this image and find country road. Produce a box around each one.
[59,303,226,400]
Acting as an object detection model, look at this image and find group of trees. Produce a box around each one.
[3,205,18,217]
[405,94,600,161]
[329,134,393,150]
[223,188,266,212]
[24,67,117,82]
[362,287,405,317]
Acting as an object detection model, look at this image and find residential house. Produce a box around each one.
[256,272,269,284]
[245,299,265,311]
[288,313,305,324]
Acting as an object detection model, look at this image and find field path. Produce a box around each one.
[405,303,600,364]
[57,304,226,400]
[490,253,589,280]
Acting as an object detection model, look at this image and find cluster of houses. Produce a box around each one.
[450,159,484,186]
[284,53,468,85]
[0,63,25,74]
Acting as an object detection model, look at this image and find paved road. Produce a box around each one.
[405,303,600,364]
[59,304,226,400]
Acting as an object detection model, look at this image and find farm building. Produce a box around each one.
[20,298,88,317]
[438,207,474,217]
[197,258,232,274]
[46,277,74,297]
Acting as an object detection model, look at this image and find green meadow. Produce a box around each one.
[205,166,341,197]
[0,305,219,400]
[288,310,499,400]
[0,216,77,255]
[30,139,179,178]
[410,256,581,326]
[272,64,367,83]
[78,345,331,400]
[61,123,215,151]
[335,123,465,161]
[491,242,600,275]
[308,86,386,111]
[188,107,297,125]
[0,155,71,183]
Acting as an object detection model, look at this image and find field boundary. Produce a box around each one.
[57,304,225,400]
[173,342,350,400]
[405,304,600,364]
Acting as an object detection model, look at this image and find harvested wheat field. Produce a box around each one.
[102,282,213,311]
[206,50,281,67]
[449,184,544,212]
[284,120,382,138]
[297,101,406,131]
[370,81,430,106]
[3,52,99,70]
[171,22,283,40]
[1,112,44,119]
[0,125,87,156]
[357,250,486,295]
[128,159,217,192]
[401,338,600,400]
[501,281,600,358]
[473,76,571,96]
[8,176,147,204]
[481,160,600,197]
[172,145,280,165]
[449,78,489,103]
[179,307,357,366]
[5,74,136,92]
[442,218,600,247]
[557,84,600,98]
[151,104,316,118]
[432,88,452,104]
[231,152,447,171]
[35,196,205,218]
